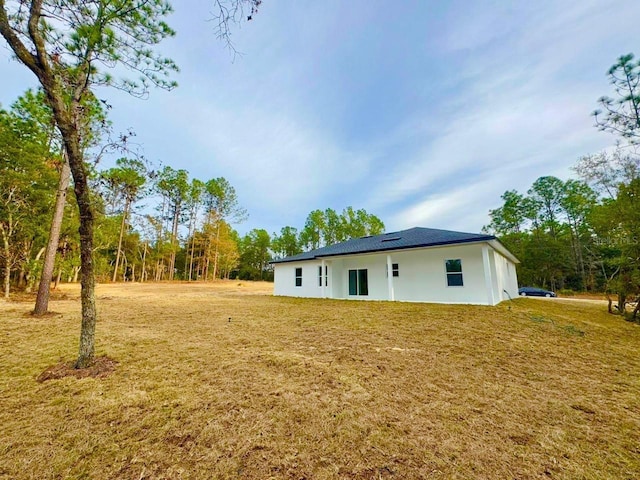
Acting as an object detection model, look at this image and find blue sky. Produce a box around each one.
[1,0,640,236]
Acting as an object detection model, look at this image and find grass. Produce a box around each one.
[1,281,639,479]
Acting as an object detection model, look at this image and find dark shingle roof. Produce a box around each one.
[271,227,496,264]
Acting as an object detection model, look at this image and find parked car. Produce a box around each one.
[518,287,556,297]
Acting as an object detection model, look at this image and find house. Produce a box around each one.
[271,227,519,305]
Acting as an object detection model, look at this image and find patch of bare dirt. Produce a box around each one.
[36,355,118,382]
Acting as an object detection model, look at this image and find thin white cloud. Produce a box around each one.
[363,0,636,232]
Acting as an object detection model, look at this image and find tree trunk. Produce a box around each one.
[70,159,97,369]
[213,221,221,280]
[188,235,196,281]
[26,247,46,293]
[2,232,10,299]
[34,157,70,315]
[18,240,31,288]
[184,209,195,281]
[168,205,179,280]
[54,116,96,369]
[633,300,640,322]
[112,199,129,283]
[141,241,147,282]
[617,293,627,315]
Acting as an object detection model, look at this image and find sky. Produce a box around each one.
[1,0,640,237]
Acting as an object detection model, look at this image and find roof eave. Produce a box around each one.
[488,239,521,264]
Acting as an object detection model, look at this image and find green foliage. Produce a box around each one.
[594,53,640,142]
[3,0,178,98]
[238,229,271,280]
[271,226,302,259]
[300,207,385,250]
[101,157,148,212]
[486,176,596,291]
[0,103,58,295]
[204,177,247,223]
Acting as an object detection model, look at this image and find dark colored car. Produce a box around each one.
[518,287,556,297]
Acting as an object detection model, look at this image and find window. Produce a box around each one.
[295,267,302,287]
[392,263,399,277]
[348,269,368,295]
[445,259,463,287]
[317,266,328,287]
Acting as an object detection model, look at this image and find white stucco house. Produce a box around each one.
[272,227,519,305]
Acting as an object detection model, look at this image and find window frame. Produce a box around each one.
[317,265,328,287]
[445,259,464,287]
[392,263,399,277]
[295,267,302,287]
[348,268,368,296]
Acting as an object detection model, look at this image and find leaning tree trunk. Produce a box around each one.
[34,157,70,315]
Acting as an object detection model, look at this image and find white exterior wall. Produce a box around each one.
[390,243,489,304]
[273,241,519,305]
[491,248,519,301]
[273,261,324,298]
[338,254,388,300]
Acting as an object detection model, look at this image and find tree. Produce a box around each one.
[300,207,385,250]
[0,0,260,366]
[271,226,301,259]
[340,207,385,239]
[213,221,240,279]
[583,52,640,317]
[0,0,180,367]
[485,190,534,235]
[594,54,640,142]
[203,177,247,279]
[300,210,325,250]
[0,108,56,298]
[485,176,597,291]
[155,166,189,280]
[101,158,148,282]
[184,179,205,281]
[239,229,271,280]
[18,89,110,315]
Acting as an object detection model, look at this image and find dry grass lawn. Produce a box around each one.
[1,281,639,479]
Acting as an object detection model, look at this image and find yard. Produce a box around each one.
[0,282,639,479]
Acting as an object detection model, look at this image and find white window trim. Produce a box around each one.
[444,259,464,288]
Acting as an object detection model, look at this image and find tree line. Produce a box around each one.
[485,53,640,319]
[0,88,385,291]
